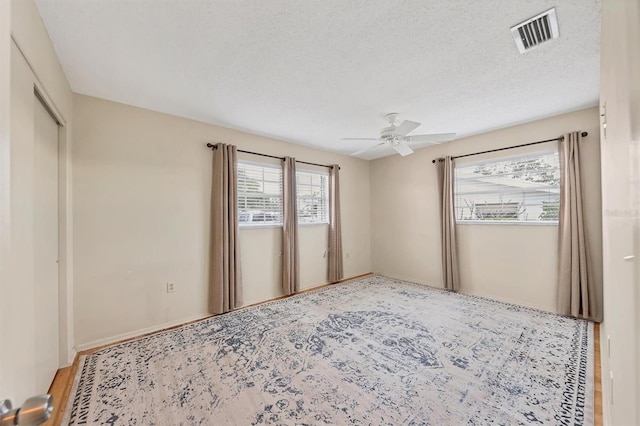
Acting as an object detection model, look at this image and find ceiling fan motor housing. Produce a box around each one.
[380,126,397,138]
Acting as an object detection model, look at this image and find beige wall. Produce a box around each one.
[0,0,74,404]
[599,1,640,424]
[72,94,371,349]
[371,108,603,315]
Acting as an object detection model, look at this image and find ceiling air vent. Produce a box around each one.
[511,8,559,54]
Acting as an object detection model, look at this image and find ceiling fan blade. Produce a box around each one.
[393,141,414,156]
[394,120,421,136]
[407,133,457,143]
[341,138,380,141]
[351,142,385,156]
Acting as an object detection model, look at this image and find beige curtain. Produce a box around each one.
[328,165,343,282]
[282,157,300,295]
[557,132,595,319]
[436,156,460,291]
[209,143,243,314]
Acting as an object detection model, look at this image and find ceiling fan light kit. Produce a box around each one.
[343,113,456,157]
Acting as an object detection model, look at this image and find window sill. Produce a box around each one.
[456,220,558,226]
[299,222,329,227]
[239,222,330,230]
[239,224,283,230]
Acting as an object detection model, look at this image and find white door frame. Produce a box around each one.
[0,0,13,401]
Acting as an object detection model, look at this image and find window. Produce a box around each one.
[237,161,283,227]
[236,162,329,227]
[296,170,329,225]
[454,151,560,223]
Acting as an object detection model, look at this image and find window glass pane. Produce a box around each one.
[237,162,283,227]
[296,170,329,224]
[454,151,560,223]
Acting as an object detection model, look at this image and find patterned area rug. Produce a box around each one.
[63,275,593,425]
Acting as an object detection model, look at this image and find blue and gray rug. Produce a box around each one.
[64,275,593,425]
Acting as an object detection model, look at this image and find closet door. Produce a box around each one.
[33,94,59,393]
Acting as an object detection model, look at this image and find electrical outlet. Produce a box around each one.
[166,282,175,293]
[607,335,611,358]
[346,252,350,259]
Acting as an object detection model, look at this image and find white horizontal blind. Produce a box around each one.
[296,170,329,225]
[237,161,283,226]
[454,151,560,223]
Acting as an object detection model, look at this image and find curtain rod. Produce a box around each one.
[431,131,588,164]
[206,143,339,169]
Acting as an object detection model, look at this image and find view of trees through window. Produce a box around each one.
[454,152,561,223]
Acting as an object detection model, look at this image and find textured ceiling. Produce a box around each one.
[34,0,600,160]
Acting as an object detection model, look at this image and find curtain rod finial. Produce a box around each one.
[581,131,588,137]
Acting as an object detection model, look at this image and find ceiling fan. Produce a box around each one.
[343,113,456,157]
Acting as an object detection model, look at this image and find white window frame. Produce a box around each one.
[296,168,330,226]
[454,150,560,226]
[237,160,283,229]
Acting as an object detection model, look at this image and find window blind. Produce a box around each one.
[454,151,560,223]
[296,170,329,225]
[237,161,283,226]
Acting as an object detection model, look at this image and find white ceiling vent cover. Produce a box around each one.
[511,8,559,54]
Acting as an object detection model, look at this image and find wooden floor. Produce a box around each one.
[594,322,603,426]
[45,289,604,426]
[45,364,75,426]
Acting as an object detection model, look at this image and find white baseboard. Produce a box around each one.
[75,313,210,352]
[62,348,77,367]
[460,290,556,314]
[372,271,436,288]
[74,275,372,353]
[373,272,557,313]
